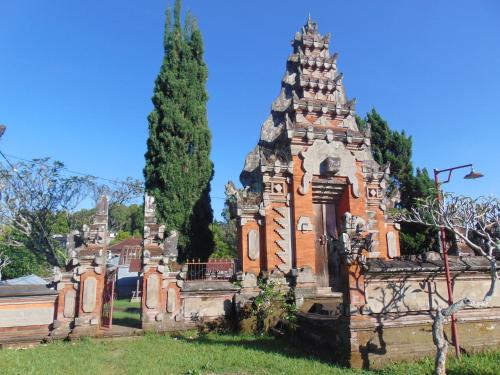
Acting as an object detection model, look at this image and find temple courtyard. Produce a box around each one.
[0,333,497,375]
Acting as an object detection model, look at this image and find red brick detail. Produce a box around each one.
[291,154,317,272]
[239,218,262,275]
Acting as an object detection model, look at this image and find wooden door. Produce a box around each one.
[313,203,338,288]
[313,203,328,287]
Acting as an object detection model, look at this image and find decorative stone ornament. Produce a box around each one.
[297,216,313,232]
[298,140,360,197]
[247,230,260,260]
[387,232,397,258]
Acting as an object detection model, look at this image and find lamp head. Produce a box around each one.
[464,167,484,180]
[0,125,5,139]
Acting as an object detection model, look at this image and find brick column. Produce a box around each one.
[71,250,106,336]
[141,251,182,330]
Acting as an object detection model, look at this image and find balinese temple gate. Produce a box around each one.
[228,16,400,307]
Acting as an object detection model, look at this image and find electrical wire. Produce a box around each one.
[2,152,228,200]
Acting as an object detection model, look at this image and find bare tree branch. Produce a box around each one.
[394,194,499,375]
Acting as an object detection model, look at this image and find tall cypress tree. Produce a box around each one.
[144,0,214,260]
[357,109,436,254]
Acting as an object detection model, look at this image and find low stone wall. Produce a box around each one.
[0,285,58,347]
[349,308,500,369]
[180,281,239,325]
[287,257,500,369]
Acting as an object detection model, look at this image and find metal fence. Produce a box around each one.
[185,258,236,281]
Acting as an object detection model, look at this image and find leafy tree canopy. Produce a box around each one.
[357,109,436,254]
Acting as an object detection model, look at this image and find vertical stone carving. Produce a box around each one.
[167,288,176,313]
[146,274,160,309]
[387,232,397,258]
[82,277,97,313]
[63,289,76,318]
[273,206,292,273]
[247,230,260,260]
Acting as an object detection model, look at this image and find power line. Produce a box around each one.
[2,152,138,186]
[3,152,228,200]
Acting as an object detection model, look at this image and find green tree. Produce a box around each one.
[144,0,214,260]
[358,109,436,254]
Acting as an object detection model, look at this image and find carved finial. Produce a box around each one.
[305,13,318,33]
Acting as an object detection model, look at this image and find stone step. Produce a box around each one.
[315,287,342,297]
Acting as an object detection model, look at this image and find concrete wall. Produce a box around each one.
[0,285,58,347]
[364,273,500,314]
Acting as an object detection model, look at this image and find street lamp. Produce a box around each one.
[0,125,6,139]
[433,163,484,357]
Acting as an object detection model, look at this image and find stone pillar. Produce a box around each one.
[67,195,109,337]
[50,268,78,339]
[72,250,106,336]
[141,193,181,330]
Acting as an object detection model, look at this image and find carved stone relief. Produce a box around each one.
[247,230,260,261]
[297,216,313,232]
[273,206,292,273]
[298,140,359,197]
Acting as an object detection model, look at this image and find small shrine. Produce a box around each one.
[228,16,401,302]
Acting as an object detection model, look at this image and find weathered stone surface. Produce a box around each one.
[247,230,259,260]
[164,230,179,259]
[184,295,233,319]
[167,288,176,313]
[296,266,316,283]
[386,232,397,258]
[82,277,97,313]
[241,272,258,288]
[0,305,54,328]
[364,274,500,313]
[146,274,160,309]
[63,289,76,318]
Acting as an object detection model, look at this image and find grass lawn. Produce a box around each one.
[112,298,141,328]
[0,331,498,375]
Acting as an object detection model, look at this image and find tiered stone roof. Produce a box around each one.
[239,16,365,195]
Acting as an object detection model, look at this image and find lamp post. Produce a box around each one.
[433,163,483,357]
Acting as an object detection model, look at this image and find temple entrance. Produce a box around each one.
[313,202,337,287]
[312,176,345,289]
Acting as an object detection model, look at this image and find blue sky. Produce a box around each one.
[1,1,499,219]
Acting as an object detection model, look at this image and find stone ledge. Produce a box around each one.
[366,256,497,274]
[0,285,58,298]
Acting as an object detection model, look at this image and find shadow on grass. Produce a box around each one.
[124,307,141,314]
[113,317,141,329]
[175,334,340,368]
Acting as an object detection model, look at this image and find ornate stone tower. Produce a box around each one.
[229,17,400,300]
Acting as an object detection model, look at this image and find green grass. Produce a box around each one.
[111,298,141,328]
[0,332,498,375]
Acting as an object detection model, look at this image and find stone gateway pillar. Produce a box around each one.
[141,194,181,330]
[227,16,401,308]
